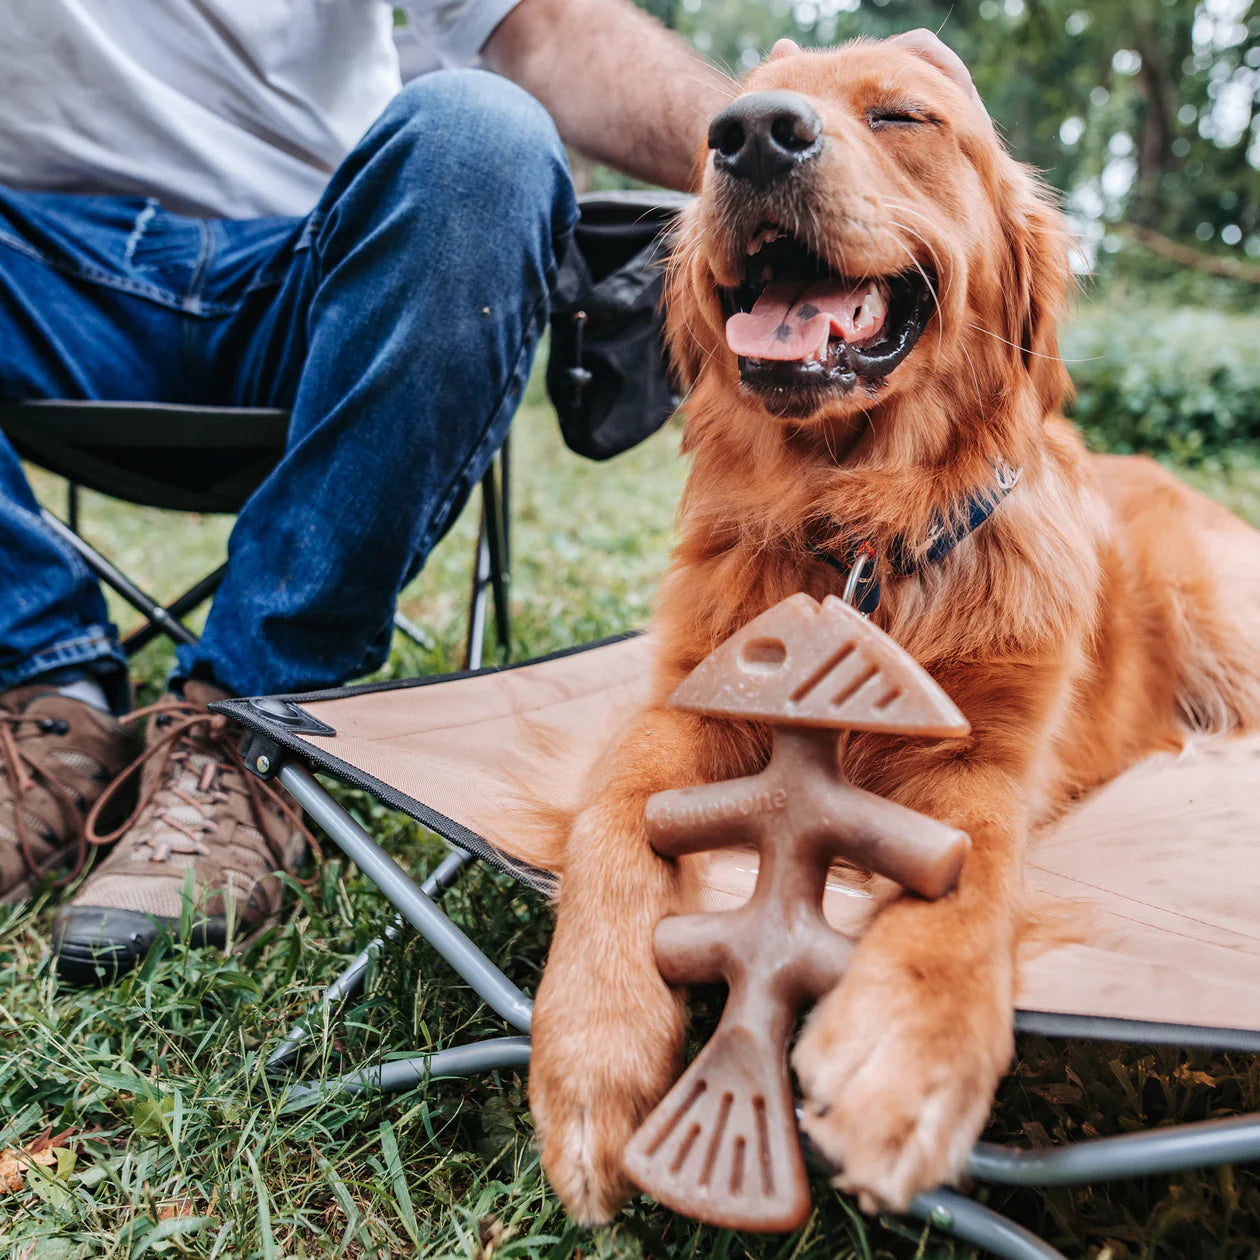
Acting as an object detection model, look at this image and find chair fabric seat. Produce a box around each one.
[0,399,289,513]
[216,635,1260,1051]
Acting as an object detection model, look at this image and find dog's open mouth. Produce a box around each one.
[720,223,934,413]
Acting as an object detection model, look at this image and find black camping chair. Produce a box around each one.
[0,400,511,671]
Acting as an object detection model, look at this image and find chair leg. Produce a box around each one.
[67,480,80,534]
[122,563,228,656]
[39,508,201,649]
[263,763,535,1110]
[391,609,432,652]
[463,500,492,671]
[485,444,512,660]
[277,762,533,1031]
[463,452,509,670]
[499,431,511,571]
[265,846,475,1076]
[459,442,512,672]
[278,1037,533,1112]
[906,1189,1065,1260]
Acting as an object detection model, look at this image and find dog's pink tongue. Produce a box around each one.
[726,279,886,361]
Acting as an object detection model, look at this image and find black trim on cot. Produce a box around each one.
[247,630,641,709]
[211,634,642,893]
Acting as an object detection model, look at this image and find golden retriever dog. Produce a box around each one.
[528,34,1260,1221]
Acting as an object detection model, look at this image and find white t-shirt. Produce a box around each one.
[0,0,521,220]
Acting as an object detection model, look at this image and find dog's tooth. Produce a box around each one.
[856,286,887,332]
[746,225,788,256]
[811,322,830,361]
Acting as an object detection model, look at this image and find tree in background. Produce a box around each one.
[640,0,1258,271]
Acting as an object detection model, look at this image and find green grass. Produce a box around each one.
[5,374,1260,1259]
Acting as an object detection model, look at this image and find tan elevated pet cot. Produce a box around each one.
[216,634,1260,1260]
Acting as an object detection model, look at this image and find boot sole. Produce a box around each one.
[53,907,227,986]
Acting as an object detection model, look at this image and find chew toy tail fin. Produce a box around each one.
[623,1025,809,1233]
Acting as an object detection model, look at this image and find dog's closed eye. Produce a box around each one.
[866,105,940,130]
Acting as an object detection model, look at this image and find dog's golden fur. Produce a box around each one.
[528,38,1260,1220]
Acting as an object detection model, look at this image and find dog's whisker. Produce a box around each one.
[870,199,947,264]
[885,223,946,352]
[874,201,949,296]
[676,71,739,107]
[958,341,985,409]
[678,62,740,89]
[884,223,984,407]
[965,323,1101,364]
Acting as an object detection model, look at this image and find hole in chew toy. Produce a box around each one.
[740,638,788,671]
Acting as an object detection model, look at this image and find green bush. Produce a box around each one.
[1061,297,1260,462]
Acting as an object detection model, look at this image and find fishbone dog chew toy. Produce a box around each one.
[622,593,972,1232]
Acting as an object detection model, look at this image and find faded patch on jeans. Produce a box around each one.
[123,198,158,266]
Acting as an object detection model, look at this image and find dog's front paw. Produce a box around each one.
[792,922,1013,1213]
[530,947,685,1224]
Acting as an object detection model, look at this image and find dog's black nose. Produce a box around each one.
[708,91,822,187]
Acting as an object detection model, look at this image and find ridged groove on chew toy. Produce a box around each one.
[668,593,969,737]
[623,1026,811,1233]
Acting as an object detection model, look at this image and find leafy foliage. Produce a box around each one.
[1063,294,1260,460]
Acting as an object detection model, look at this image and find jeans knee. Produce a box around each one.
[375,70,574,225]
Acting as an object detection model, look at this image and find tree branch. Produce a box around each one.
[1118,223,1260,286]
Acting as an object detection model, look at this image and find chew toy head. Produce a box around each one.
[669,592,969,738]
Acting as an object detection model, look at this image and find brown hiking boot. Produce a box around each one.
[52,682,313,985]
[0,682,137,905]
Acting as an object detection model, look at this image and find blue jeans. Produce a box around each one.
[0,70,576,703]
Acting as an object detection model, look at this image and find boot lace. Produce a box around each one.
[0,709,86,884]
[84,695,319,880]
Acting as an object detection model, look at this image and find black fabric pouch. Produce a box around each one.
[547,190,690,461]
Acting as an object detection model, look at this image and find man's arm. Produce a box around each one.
[481,0,736,192]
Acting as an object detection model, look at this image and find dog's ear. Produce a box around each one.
[1001,170,1073,414]
[768,37,803,61]
[664,207,711,388]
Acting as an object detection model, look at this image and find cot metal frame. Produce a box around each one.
[239,752,1260,1260]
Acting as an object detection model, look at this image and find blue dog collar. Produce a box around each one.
[812,461,1022,615]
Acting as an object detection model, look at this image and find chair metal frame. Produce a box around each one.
[209,693,1260,1260]
[0,400,512,671]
